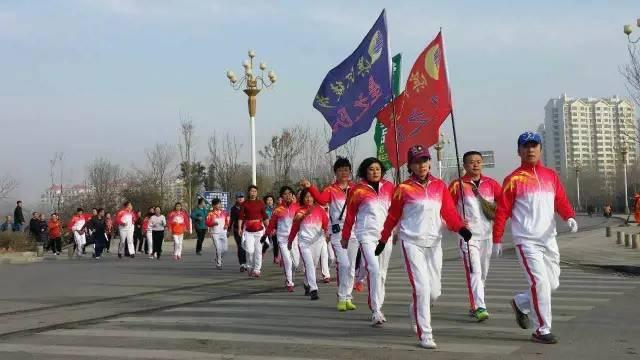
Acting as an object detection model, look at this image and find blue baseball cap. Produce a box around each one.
[235,192,245,198]
[517,132,542,147]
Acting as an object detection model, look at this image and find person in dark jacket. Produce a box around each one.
[228,192,247,271]
[13,201,25,232]
[37,213,48,246]
[191,198,208,255]
[133,210,144,254]
[89,208,107,259]
[29,212,40,240]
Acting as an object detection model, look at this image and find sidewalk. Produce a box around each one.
[559,223,640,275]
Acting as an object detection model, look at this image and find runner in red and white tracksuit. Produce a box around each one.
[449,169,502,320]
[205,199,229,269]
[239,185,269,277]
[69,209,87,257]
[378,145,471,348]
[115,202,136,258]
[493,131,577,344]
[288,191,329,300]
[167,204,190,260]
[266,186,300,291]
[305,157,359,311]
[342,157,394,326]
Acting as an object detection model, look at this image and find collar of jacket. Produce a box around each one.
[519,160,543,171]
[409,174,431,186]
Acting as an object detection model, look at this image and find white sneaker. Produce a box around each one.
[409,304,418,333]
[380,311,387,323]
[371,312,384,327]
[420,338,437,349]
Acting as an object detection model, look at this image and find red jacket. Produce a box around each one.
[240,199,268,232]
[288,204,329,245]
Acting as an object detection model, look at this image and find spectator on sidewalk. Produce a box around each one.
[29,212,40,240]
[13,201,25,232]
[191,198,208,255]
[229,192,247,272]
[48,213,63,255]
[1,216,11,232]
[37,213,49,248]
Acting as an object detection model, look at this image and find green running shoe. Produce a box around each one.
[474,308,489,322]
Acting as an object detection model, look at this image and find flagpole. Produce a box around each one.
[391,96,402,184]
[441,28,473,273]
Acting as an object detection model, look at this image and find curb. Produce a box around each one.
[0,252,44,265]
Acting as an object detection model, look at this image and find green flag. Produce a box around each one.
[374,53,401,168]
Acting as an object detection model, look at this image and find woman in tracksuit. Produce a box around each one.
[206,198,229,269]
[378,145,472,349]
[266,186,300,292]
[288,188,329,301]
[303,157,358,312]
[341,157,394,327]
[116,202,136,259]
[167,202,191,260]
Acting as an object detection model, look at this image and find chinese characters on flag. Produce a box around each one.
[377,32,452,168]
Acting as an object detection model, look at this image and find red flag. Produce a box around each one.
[377,32,451,168]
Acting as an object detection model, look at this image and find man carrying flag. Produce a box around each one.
[313,9,393,151]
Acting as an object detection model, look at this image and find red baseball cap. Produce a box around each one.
[407,145,431,164]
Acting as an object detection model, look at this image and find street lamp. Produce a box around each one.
[621,143,630,214]
[623,18,640,44]
[575,161,582,212]
[226,50,277,186]
[433,133,449,178]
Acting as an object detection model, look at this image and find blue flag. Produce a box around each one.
[313,10,392,151]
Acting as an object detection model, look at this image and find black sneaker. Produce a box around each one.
[130,255,135,259]
[304,285,311,296]
[310,290,319,300]
[531,333,558,344]
[511,299,530,329]
[118,253,122,259]
[240,265,247,272]
[196,252,202,256]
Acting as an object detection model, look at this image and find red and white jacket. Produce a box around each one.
[449,175,502,241]
[289,204,329,246]
[493,161,575,244]
[115,209,136,230]
[381,175,464,247]
[68,215,86,233]
[167,210,190,236]
[206,209,229,234]
[308,181,354,226]
[266,201,300,240]
[342,179,394,243]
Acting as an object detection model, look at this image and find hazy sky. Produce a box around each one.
[1,0,638,204]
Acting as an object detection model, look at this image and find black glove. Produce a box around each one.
[259,234,267,244]
[374,241,386,256]
[458,227,472,242]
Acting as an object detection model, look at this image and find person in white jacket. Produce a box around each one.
[206,198,229,269]
[116,201,136,259]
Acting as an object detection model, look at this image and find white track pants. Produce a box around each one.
[118,227,135,256]
[278,236,299,287]
[459,238,492,310]
[173,234,184,256]
[402,241,442,342]
[359,239,393,313]
[213,232,228,267]
[299,239,324,291]
[74,232,86,256]
[146,231,153,253]
[320,241,331,279]
[242,230,265,273]
[330,233,358,301]
[514,239,560,336]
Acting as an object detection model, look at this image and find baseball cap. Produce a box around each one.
[407,145,431,164]
[517,132,542,147]
[235,192,245,198]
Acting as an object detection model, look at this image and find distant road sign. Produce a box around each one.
[202,191,230,211]
[441,150,495,169]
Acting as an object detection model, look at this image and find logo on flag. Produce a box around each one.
[313,10,392,151]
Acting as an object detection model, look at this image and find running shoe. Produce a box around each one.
[322,277,331,284]
[419,338,437,349]
[304,284,311,296]
[286,285,295,293]
[310,290,319,300]
[353,281,365,292]
[345,300,357,311]
[474,308,490,322]
[371,312,384,327]
[337,301,348,312]
[511,299,530,329]
[531,333,558,344]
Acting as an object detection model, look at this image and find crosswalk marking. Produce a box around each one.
[44,329,522,355]
[385,293,610,302]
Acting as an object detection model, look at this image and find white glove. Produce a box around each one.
[567,218,578,233]
[492,243,503,258]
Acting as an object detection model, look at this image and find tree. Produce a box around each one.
[179,161,206,201]
[86,157,123,210]
[0,174,18,200]
[145,143,176,205]
[622,43,640,107]
[296,126,334,187]
[207,131,245,192]
[178,115,196,211]
[259,126,307,190]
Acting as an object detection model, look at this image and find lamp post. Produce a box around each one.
[623,18,640,44]
[621,143,630,214]
[575,161,582,212]
[226,50,277,186]
[433,133,449,178]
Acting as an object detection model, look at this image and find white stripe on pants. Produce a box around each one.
[213,232,228,266]
[173,234,184,256]
[299,239,324,291]
[242,230,265,273]
[320,241,331,279]
[74,232,86,256]
[401,241,442,342]
[330,233,358,301]
[459,238,492,310]
[118,227,134,256]
[514,239,560,336]
[277,236,299,287]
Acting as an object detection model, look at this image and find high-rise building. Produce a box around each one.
[541,94,637,188]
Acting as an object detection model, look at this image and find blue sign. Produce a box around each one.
[202,191,230,211]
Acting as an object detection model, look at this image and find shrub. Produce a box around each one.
[0,232,37,252]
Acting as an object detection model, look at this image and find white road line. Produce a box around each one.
[43,329,521,355]
[0,344,327,360]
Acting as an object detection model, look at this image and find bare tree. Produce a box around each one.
[178,114,195,212]
[145,143,176,204]
[87,157,123,210]
[207,131,245,192]
[296,126,334,186]
[259,126,308,189]
[621,44,640,107]
[0,174,18,200]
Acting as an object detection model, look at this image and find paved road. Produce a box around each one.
[0,215,638,359]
